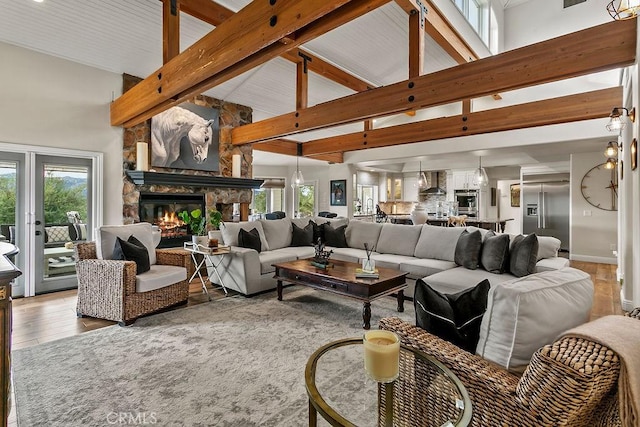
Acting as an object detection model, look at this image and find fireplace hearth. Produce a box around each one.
[139,193,205,248]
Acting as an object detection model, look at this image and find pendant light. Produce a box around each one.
[416,161,428,189]
[473,156,489,187]
[291,154,304,188]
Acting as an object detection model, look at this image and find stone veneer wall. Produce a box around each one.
[121,74,253,225]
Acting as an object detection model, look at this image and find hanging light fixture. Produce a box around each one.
[291,151,304,188]
[473,156,489,187]
[607,0,640,20]
[604,141,619,158]
[606,107,635,132]
[416,161,428,188]
[604,157,618,170]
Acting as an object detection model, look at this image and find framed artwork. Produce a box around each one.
[631,138,637,171]
[510,184,520,207]
[330,180,347,206]
[150,102,220,172]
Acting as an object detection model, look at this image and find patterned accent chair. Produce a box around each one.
[75,223,190,326]
[380,309,640,427]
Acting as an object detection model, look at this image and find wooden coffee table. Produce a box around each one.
[274,259,408,329]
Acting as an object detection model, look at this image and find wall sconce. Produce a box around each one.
[604,157,618,170]
[606,107,635,132]
[604,141,619,158]
[607,0,640,20]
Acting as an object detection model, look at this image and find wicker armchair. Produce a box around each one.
[75,241,190,326]
[380,309,640,427]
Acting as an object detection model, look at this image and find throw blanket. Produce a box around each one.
[563,315,640,427]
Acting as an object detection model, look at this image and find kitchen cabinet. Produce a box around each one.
[452,170,479,190]
[386,175,403,201]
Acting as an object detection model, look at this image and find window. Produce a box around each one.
[295,184,316,218]
[452,0,489,45]
[251,178,285,218]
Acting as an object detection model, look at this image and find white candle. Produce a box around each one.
[136,142,149,171]
[232,154,242,178]
[363,330,400,383]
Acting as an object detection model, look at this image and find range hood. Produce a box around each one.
[423,171,446,195]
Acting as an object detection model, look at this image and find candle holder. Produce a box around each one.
[363,330,400,383]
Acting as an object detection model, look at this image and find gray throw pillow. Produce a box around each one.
[454,230,482,270]
[481,231,510,273]
[509,234,539,277]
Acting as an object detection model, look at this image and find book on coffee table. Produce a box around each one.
[355,268,379,279]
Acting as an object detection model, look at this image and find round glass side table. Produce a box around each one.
[305,337,472,427]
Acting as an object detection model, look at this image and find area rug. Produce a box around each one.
[12,287,414,426]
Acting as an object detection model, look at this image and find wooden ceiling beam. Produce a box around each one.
[408,7,424,78]
[176,0,373,92]
[119,0,390,128]
[253,139,344,163]
[296,58,309,110]
[162,0,180,64]
[395,0,478,64]
[231,19,636,145]
[111,0,353,126]
[301,87,621,155]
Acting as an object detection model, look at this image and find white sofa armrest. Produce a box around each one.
[208,246,262,295]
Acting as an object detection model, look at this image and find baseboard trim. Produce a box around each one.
[569,254,617,265]
[621,293,635,312]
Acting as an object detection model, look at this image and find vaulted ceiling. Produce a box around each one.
[0,0,630,171]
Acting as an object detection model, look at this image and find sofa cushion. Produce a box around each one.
[424,266,516,295]
[536,256,570,272]
[136,264,187,293]
[476,267,594,371]
[345,221,383,250]
[376,224,422,256]
[291,222,314,246]
[399,258,458,280]
[113,236,151,275]
[329,247,369,264]
[370,253,416,271]
[414,225,465,261]
[323,224,348,248]
[258,249,297,275]
[509,234,539,277]
[537,236,561,260]
[275,246,316,260]
[238,228,262,253]
[97,223,157,265]
[259,218,292,250]
[220,221,270,251]
[415,278,490,352]
[480,231,510,274]
[454,230,482,270]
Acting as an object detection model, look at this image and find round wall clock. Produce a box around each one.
[580,163,618,211]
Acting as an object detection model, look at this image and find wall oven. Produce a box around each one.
[454,190,478,217]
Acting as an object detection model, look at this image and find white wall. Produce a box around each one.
[0,42,123,225]
[497,179,521,234]
[570,152,618,264]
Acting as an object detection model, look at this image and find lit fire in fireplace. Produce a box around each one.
[156,211,187,237]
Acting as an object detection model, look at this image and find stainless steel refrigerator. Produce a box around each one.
[522,174,570,252]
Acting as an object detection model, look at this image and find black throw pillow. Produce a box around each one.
[454,229,482,270]
[414,278,490,352]
[238,228,262,253]
[510,233,539,277]
[291,222,314,246]
[481,231,510,273]
[113,235,151,275]
[323,223,347,248]
[312,220,326,244]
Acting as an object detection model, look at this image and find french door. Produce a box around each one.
[0,147,100,296]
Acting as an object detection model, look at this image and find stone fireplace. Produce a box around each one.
[138,193,206,248]
[120,74,257,234]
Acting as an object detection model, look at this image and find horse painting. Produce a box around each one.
[151,106,216,168]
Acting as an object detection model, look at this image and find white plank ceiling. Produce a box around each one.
[0,0,618,171]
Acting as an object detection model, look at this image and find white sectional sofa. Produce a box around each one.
[211,217,570,297]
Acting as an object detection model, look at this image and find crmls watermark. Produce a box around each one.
[106,412,157,425]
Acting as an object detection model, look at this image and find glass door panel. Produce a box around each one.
[35,155,92,294]
[295,184,315,218]
[0,153,25,296]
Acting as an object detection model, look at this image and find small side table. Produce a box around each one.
[183,242,231,300]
